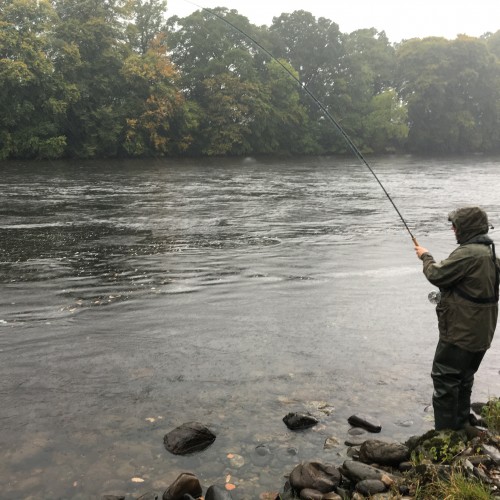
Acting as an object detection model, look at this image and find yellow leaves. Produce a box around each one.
[0,59,33,84]
[122,34,179,85]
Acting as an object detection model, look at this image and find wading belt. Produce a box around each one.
[453,242,499,304]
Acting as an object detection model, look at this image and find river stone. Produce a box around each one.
[358,439,410,466]
[355,479,387,496]
[163,422,216,455]
[289,462,341,493]
[345,436,367,447]
[299,489,341,499]
[341,460,395,484]
[299,488,324,500]
[205,484,233,500]
[283,412,319,430]
[398,461,413,472]
[252,444,271,466]
[481,444,500,465]
[162,472,202,500]
[228,453,245,468]
[324,436,340,449]
[347,427,367,436]
[347,414,382,433]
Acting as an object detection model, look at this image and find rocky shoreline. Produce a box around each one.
[101,404,500,500]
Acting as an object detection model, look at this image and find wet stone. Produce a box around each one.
[341,460,396,483]
[347,414,382,433]
[283,412,319,430]
[299,488,324,500]
[358,440,410,466]
[481,444,500,465]
[289,462,341,493]
[355,479,387,496]
[345,436,367,447]
[347,427,367,436]
[322,493,342,499]
[398,461,413,472]
[205,484,233,500]
[396,419,414,428]
[252,445,271,466]
[162,472,202,500]
[227,453,245,468]
[163,422,216,455]
[324,437,340,449]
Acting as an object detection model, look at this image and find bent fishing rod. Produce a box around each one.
[184,2,419,246]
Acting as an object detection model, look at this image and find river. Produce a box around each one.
[1,155,500,499]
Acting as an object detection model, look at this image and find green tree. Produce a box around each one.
[362,89,408,153]
[52,0,133,157]
[268,11,347,153]
[337,28,398,152]
[396,36,500,153]
[166,8,260,98]
[0,0,72,159]
[485,30,500,61]
[248,58,314,154]
[127,0,168,54]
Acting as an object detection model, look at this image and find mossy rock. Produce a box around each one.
[406,429,467,465]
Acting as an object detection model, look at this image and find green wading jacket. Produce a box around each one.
[421,207,500,352]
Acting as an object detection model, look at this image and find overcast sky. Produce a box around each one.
[167,0,500,43]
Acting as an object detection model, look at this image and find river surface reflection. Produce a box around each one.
[1,155,500,499]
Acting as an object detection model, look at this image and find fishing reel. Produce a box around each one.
[428,291,441,304]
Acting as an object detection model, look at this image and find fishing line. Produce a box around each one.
[180,1,419,246]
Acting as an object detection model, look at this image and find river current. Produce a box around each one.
[1,155,500,499]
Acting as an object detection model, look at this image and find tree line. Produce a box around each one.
[1,0,500,160]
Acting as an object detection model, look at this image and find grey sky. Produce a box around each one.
[167,0,500,42]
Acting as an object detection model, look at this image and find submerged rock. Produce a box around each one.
[347,414,382,433]
[205,484,233,500]
[163,422,216,455]
[283,412,319,430]
[162,472,202,500]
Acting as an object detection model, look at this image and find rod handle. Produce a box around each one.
[412,236,419,247]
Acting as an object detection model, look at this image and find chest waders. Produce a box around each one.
[432,242,499,431]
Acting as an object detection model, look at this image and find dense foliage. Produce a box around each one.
[1,0,499,159]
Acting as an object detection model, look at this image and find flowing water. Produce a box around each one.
[1,155,500,499]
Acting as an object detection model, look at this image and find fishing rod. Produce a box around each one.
[182,2,419,246]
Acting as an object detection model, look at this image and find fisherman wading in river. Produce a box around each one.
[414,206,500,431]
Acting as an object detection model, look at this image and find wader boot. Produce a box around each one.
[431,340,486,430]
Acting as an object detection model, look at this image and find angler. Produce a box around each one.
[415,206,500,431]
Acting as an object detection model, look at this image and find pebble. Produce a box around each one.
[227,453,245,468]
